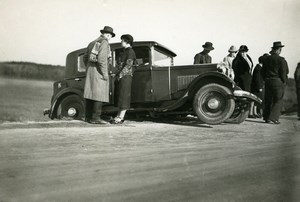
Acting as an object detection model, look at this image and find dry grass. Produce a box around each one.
[0,78,53,122]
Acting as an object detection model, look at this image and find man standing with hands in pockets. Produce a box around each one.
[83,26,115,124]
[262,41,289,124]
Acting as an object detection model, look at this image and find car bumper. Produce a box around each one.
[233,90,262,104]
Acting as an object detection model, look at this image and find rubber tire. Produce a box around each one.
[57,95,84,120]
[226,110,249,124]
[193,83,235,125]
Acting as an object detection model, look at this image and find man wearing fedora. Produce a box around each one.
[83,26,115,124]
[194,42,214,64]
[261,41,289,124]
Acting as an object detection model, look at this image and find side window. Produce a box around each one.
[134,46,150,66]
[77,54,86,72]
[153,48,172,67]
[114,46,150,68]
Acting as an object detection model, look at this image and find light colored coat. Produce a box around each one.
[83,35,110,102]
[223,54,235,80]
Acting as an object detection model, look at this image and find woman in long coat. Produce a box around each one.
[232,45,253,92]
[249,55,267,118]
[111,34,136,124]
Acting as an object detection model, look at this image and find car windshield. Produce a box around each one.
[153,48,172,66]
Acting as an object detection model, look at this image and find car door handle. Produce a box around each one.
[75,78,81,81]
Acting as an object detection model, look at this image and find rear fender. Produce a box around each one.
[49,88,83,119]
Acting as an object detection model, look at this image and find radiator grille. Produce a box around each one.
[177,75,198,91]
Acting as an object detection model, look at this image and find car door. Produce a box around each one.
[114,46,153,103]
[151,47,173,101]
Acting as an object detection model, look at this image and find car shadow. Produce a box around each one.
[245,118,266,124]
[126,116,213,129]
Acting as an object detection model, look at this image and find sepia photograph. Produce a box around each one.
[0,0,299,201]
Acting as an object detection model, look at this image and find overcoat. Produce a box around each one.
[83,35,110,102]
[232,53,253,92]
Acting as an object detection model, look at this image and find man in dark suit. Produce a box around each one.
[261,41,289,124]
[193,42,214,64]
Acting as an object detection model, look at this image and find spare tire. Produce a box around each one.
[193,83,235,125]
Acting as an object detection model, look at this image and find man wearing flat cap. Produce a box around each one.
[83,26,115,124]
[261,41,289,124]
[194,42,214,64]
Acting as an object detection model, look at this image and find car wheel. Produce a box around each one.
[193,83,235,125]
[226,110,249,124]
[57,95,84,120]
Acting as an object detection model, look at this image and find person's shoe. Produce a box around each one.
[110,117,124,124]
[248,115,256,119]
[270,120,280,124]
[256,113,262,118]
[265,119,271,123]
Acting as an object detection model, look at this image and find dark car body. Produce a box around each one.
[44,41,261,124]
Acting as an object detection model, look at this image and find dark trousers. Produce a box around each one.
[297,87,300,117]
[263,78,284,121]
[85,99,102,121]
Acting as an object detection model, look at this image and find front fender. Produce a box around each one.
[49,87,83,119]
[155,72,236,112]
[186,71,236,97]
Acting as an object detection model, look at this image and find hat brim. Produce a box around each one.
[100,30,115,37]
[239,49,249,52]
[228,50,238,52]
[271,45,284,48]
[202,45,214,50]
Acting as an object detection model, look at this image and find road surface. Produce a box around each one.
[0,116,299,202]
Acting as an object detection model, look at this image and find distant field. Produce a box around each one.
[0,78,53,122]
[0,61,64,81]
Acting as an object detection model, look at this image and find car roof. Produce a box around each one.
[68,41,177,57]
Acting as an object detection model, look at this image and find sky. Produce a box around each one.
[0,0,299,77]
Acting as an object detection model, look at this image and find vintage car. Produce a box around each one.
[43,41,261,125]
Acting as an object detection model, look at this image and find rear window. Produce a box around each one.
[77,54,86,72]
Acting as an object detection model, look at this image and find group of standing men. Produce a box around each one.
[193,41,290,124]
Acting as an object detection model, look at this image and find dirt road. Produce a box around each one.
[0,116,299,202]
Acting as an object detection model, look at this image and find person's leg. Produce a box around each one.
[90,101,108,124]
[263,81,272,121]
[92,101,102,120]
[269,80,284,121]
[119,110,127,120]
[249,101,255,117]
[112,76,131,124]
[85,99,93,122]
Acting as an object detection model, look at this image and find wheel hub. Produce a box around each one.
[67,107,77,117]
[207,98,220,110]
